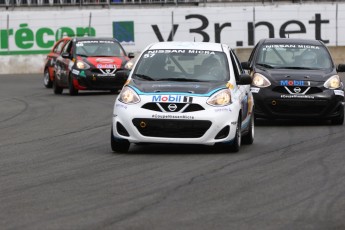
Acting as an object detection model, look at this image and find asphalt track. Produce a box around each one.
[1,74,345,230]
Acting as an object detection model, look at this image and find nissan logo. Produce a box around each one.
[168,104,177,112]
[293,87,301,93]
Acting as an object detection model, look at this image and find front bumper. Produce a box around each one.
[72,69,127,90]
[252,87,344,119]
[112,101,241,145]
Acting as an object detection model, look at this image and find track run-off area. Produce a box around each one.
[1,74,345,230]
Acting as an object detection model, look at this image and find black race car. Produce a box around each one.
[242,38,345,125]
[53,37,135,95]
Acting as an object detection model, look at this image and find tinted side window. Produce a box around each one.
[62,40,73,54]
[53,40,66,54]
[229,50,242,81]
[248,43,259,64]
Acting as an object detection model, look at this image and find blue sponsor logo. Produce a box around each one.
[151,95,193,103]
[280,80,306,86]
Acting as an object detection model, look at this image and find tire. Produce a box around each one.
[331,108,344,125]
[111,127,130,153]
[53,78,63,94]
[242,114,254,145]
[229,117,242,152]
[44,69,53,88]
[230,117,242,153]
[68,75,79,96]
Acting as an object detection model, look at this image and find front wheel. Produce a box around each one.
[111,127,130,153]
[53,78,63,95]
[242,114,254,145]
[229,117,242,152]
[44,69,53,88]
[68,75,79,96]
[331,108,344,125]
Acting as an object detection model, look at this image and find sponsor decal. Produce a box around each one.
[96,58,115,64]
[334,90,344,97]
[250,87,260,93]
[145,50,215,56]
[152,114,195,119]
[97,64,116,69]
[281,95,314,99]
[214,108,231,112]
[115,104,128,109]
[113,21,135,44]
[263,44,321,49]
[280,80,309,86]
[152,95,193,103]
[80,71,86,77]
[72,69,80,75]
[77,40,114,45]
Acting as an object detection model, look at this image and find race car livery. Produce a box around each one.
[111,41,254,153]
[242,38,345,125]
[43,37,71,88]
[53,37,134,95]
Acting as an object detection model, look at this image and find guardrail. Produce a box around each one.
[0,0,339,7]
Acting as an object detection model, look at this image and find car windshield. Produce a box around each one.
[75,40,125,57]
[256,43,332,69]
[132,49,230,82]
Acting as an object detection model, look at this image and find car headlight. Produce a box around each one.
[124,60,134,70]
[207,89,231,106]
[76,60,90,70]
[118,86,140,104]
[324,75,341,89]
[252,73,271,88]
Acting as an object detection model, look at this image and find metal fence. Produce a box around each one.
[0,0,341,7]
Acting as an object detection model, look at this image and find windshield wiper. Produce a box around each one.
[132,74,155,81]
[76,54,88,57]
[256,63,274,68]
[283,66,316,70]
[156,78,204,82]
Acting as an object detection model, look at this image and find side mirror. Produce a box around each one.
[337,64,345,72]
[237,73,252,85]
[241,61,250,70]
[128,52,135,59]
[61,52,70,59]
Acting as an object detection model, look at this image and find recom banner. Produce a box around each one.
[0,3,344,55]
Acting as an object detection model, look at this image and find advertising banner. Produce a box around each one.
[1,3,344,56]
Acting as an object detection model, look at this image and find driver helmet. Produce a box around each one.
[302,51,317,66]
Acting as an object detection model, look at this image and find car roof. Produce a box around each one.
[146,41,227,52]
[260,38,323,46]
[72,37,119,42]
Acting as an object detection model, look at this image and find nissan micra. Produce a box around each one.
[111,42,254,153]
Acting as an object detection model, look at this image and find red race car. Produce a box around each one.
[51,37,134,95]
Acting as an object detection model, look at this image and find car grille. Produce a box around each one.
[272,86,322,94]
[267,99,329,115]
[132,118,212,138]
[142,103,205,113]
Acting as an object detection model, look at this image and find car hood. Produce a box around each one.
[256,67,335,83]
[130,79,227,95]
[82,56,128,69]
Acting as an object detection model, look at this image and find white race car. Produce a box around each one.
[111,41,254,153]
